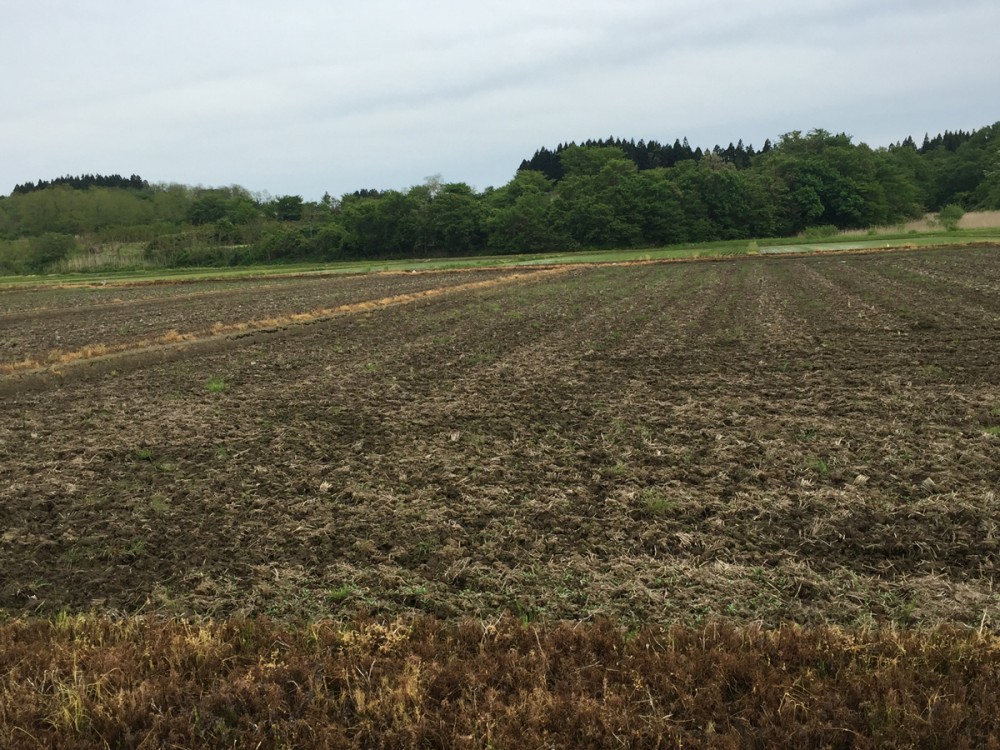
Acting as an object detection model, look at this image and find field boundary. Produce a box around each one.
[4,239,998,292]
[2,615,998,748]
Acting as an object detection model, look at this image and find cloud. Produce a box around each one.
[2,0,999,197]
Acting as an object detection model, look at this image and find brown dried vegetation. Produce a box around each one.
[1,616,999,749]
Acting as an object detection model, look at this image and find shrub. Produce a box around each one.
[938,204,965,231]
[801,224,840,240]
[27,232,77,272]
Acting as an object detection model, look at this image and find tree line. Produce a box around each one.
[12,173,149,195]
[1,122,998,273]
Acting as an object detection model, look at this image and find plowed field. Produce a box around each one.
[2,247,999,628]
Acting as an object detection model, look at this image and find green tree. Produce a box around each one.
[339,190,421,258]
[974,144,1000,209]
[187,192,228,225]
[423,183,486,255]
[273,195,304,222]
[311,223,348,260]
[559,145,630,178]
[27,232,77,272]
[633,169,690,245]
[755,130,887,231]
[548,149,643,248]
[484,171,570,254]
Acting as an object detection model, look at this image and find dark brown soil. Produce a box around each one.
[1,247,998,627]
[0,268,526,366]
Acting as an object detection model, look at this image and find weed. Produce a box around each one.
[409,542,434,564]
[134,447,154,461]
[806,457,830,476]
[984,426,1000,437]
[917,364,946,380]
[150,496,169,514]
[205,377,226,393]
[469,350,498,365]
[640,488,676,517]
[326,585,354,603]
[715,327,744,345]
[603,461,628,477]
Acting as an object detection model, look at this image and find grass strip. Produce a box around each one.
[1,615,997,748]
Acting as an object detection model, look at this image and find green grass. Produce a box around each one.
[640,489,676,517]
[149,496,170,514]
[325,585,354,603]
[759,228,1000,254]
[3,230,998,289]
[205,377,227,393]
[806,457,830,476]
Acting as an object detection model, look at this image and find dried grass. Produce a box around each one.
[0,615,997,748]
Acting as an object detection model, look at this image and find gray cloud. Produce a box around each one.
[3,0,998,198]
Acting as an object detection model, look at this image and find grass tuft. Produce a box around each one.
[205,377,226,393]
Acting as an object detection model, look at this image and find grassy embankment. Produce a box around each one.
[3,215,999,288]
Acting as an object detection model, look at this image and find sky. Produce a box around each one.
[3,0,999,201]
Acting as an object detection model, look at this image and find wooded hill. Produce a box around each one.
[1,122,998,273]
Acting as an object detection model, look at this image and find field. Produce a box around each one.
[2,246,1000,745]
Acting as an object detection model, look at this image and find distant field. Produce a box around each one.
[2,245,999,746]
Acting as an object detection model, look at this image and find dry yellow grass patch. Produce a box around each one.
[959,210,1000,229]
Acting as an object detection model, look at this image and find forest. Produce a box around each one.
[1,122,998,273]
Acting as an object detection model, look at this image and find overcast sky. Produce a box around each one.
[3,0,998,200]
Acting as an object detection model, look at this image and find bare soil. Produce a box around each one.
[1,247,998,628]
[0,268,527,368]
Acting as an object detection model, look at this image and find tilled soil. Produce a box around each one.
[0,268,527,367]
[1,248,998,627]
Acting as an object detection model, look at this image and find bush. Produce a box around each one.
[938,204,965,231]
[312,223,347,260]
[27,232,77,272]
[801,224,840,240]
[253,225,307,262]
[0,239,31,274]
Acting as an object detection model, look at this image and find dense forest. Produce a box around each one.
[1,122,998,273]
